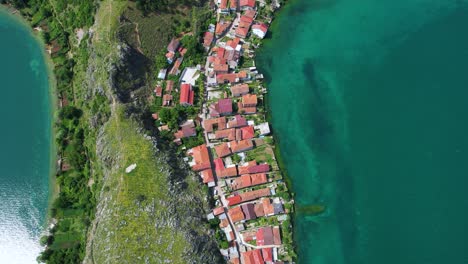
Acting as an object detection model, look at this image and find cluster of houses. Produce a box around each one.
[151,0,293,263]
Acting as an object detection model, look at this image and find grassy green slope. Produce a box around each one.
[82,1,221,263]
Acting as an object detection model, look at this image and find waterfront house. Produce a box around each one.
[239,187,270,202]
[231,173,267,190]
[180,83,195,106]
[239,125,255,140]
[230,83,249,97]
[252,23,268,39]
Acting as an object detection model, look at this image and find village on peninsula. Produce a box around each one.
[149,0,296,263]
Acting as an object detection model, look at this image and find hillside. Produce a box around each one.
[82,1,222,263]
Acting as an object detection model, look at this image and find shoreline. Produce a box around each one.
[0,5,59,233]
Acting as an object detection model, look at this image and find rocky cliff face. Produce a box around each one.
[82,2,222,263]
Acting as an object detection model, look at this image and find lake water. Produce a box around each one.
[257,0,468,263]
[0,9,51,263]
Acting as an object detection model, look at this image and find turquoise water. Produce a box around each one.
[257,1,468,263]
[0,10,51,263]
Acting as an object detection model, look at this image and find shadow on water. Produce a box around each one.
[301,58,358,263]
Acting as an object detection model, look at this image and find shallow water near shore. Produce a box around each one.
[257,0,468,263]
[0,10,51,263]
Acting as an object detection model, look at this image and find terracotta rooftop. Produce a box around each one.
[241,94,258,107]
[262,198,275,216]
[231,83,250,97]
[237,101,256,114]
[180,83,194,105]
[190,144,212,171]
[165,80,174,92]
[254,203,264,217]
[214,142,232,158]
[248,164,270,174]
[226,195,242,206]
[155,86,163,97]
[239,187,270,202]
[174,126,196,139]
[203,32,214,48]
[231,173,267,190]
[243,9,256,18]
[240,125,255,140]
[242,249,263,264]
[213,206,225,216]
[167,38,180,52]
[238,160,257,175]
[230,139,254,153]
[240,0,256,8]
[215,128,236,141]
[235,26,249,39]
[200,169,215,184]
[256,226,274,246]
[241,203,256,220]
[203,117,227,132]
[261,248,273,262]
[228,206,245,223]
[273,226,282,245]
[214,158,238,178]
[227,115,247,128]
[162,94,173,106]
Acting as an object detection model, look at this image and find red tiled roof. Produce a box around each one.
[214,142,232,158]
[218,98,233,114]
[162,94,173,106]
[216,21,231,36]
[252,23,268,33]
[248,164,270,174]
[203,32,214,47]
[227,195,242,206]
[165,80,174,92]
[228,115,247,128]
[214,158,238,178]
[240,15,254,24]
[237,102,256,114]
[262,198,274,216]
[242,94,258,107]
[191,144,211,171]
[243,9,256,18]
[254,203,264,217]
[213,206,225,216]
[239,188,270,202]
[230,139,254,153]
[203,117,227,132]
[238,161,257,175]
[240,125,255,140]
[235,27,249,39]
[174,126,196,139]
[155,86,163,97]
[241,203,257,220]
[240,0,255,8]
[256,226,274,246]
[261,248,273,262]
[180,84,194,105]
[230,0,238,9]
[217,73,237,84]
[228,206,245,222]
[250,173,267,185]
[200,169,214,184]
[231,84,249,97]
[167,38,180,52]
[242,249,263,264]
[220,218,230,228]
[273,226,282,245]
[220,0,228,9]
[232,173,266,190]
[214,63,229,73]
[215,128,236,141]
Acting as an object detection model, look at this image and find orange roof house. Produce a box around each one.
[240,125,255,140]
[231,84,250,97]
[241,249,263,264]
[216,20,231,36]
[215,128,236,141]
[238,161,257,175]
[154,86,163,97]
[200,169,215,185]
[180,83,194,106]
[214,158,238,178]
[203,32,214,49]
[203,117,227,132]
[228,115,247,128]
[261,248,273,262]
[262,198,275,216]
[228,206,245,223]
[241,94,257,107]
[213,206,225,216]
[256,226,274,246]
[231,173,267,190]
[162,94,173,106]
[273,226,282,245]
[254,203,265,217]
[174,126,196,140]
[239,188,270,202]
[227,195,242,206]
[230,139,254,153]
[240,0,256,10]
[190,144,212,171]
[243,9,256,19]
[165,80,174,92]
[214,142,232,158]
